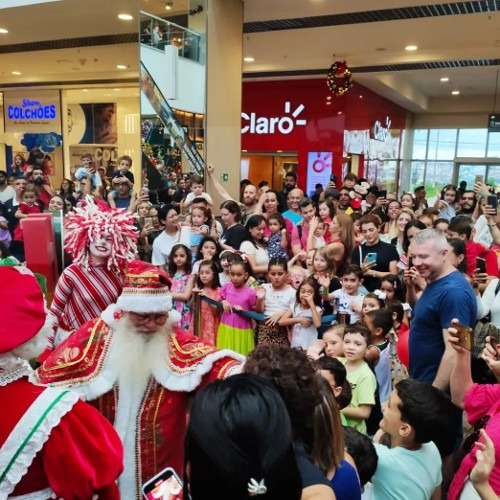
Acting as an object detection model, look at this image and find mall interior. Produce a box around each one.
[0,0,500,201]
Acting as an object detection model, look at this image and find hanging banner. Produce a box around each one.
[4,90,61,133]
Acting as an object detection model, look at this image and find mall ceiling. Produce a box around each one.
[0,0,499,114]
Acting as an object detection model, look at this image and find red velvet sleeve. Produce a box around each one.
[42,400,123,500]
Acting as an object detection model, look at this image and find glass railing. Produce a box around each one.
[140,11,203,63]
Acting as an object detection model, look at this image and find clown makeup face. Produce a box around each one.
[89,234,113,263]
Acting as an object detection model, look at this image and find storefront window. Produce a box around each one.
[410,161,425,189]
[427,129,457,160]
[487,132,500,158]
[456,129,488,157]
[486,165,500,188]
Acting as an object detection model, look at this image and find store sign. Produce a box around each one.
[371,116,391,142]
[488,114,500,132]
[306,152,333,196]
[241,101,307,135]
[3,90,61,133]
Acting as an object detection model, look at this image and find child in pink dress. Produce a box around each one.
[216,259,264,355]
[190,260,221,345]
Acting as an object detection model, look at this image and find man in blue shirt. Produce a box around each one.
[408,228,476,388]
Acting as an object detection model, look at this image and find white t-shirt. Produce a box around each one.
[262,284,296,316]
[290,303,322,350]
[0,186,15,203]
[371,442,442,500]
[152,231,181,266]
[185,191,213,206]
[331,289,364,323]
[239,241,270,270]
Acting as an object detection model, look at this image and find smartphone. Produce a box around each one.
[454,322,474,351]
[365,252,377,264]
[144,217,153,227]
[476,257,487,274]
[378,189,387,199]
[142,467,186,500]
[475,174,484,184]
[487,194,498,210]
[330,174,337,185]
[408,255,414,268]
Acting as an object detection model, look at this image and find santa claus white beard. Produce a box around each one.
[106,315,170,496]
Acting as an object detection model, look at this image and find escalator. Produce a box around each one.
[140,63,204,176]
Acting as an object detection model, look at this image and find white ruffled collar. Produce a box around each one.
[0,358,33,387]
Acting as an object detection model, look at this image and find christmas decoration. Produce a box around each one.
[326,61,353,96]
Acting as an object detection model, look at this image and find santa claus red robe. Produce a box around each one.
[35,310,244,499]
[0,363,123,499]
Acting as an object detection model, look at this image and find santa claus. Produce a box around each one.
[35,260,244,499]
[0,266,123,499]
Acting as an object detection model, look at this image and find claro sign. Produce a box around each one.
[241,101,307,135]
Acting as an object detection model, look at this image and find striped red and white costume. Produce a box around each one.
[45,263,123,353]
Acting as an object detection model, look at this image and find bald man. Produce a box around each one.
[283,188,305,226]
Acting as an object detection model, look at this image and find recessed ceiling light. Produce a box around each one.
[326,102,331,105]
[276,150,283,153]
[116,65,127,70]
[405,45,418,51]
[165,1,173,9]
[113,88,121,91]
[118,13,133,20]
[337,111,343,115]
[440,77,449,82]
[11,71,21,75]
[326,96,332,100]
[0,28,8,34]
[243,57,255,62]
[82,89,88,92]
[359,95,364,99]
[451,90,460,95]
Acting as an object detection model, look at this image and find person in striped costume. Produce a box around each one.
[43,202,138,357]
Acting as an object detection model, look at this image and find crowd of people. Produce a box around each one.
[1,153,500,500]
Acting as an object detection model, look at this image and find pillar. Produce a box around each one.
[205,0,243,207]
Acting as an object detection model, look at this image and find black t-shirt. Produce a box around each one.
[221,224,246,250]
[295,441,332,489]
[351,240,399,292]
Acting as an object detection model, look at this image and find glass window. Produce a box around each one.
[409,161,426,191]
[456,129,488,157]
[487,132,500,158]
[486,165,500,190]
[426,129,457,161]
[458,164,486,190]
[424,162,454,199]
[411,129,428,159]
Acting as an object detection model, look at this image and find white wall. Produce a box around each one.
[141,45,205,115]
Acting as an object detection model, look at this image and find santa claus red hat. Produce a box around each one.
[0,266,46,354]
[115,260,174,314]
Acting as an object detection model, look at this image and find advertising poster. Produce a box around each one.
[3,90,61,134]
[70,145,119,176]
[67,103,117,144]
[306,152,333,196]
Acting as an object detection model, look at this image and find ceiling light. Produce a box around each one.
[165,1,173,10]
[0,28,8,34]
[405,45,418,51]
[440,77,449,82]
[11,71,21,75]
[116,65,127,70]
[276,150,283,153]
[359,95,364,99]
[326,102,331,105]
[451,90,460,95]
[113,88,121,91]
[243,57,255,62]
[118,13,133,20]
[337,111,343,115]
[326,96,332,100]
[82,89,88,92]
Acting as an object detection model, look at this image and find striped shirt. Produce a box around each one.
[50,263,123,331]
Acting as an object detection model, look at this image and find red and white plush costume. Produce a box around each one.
[0,266,123,499]
[36,261,244,500]
[45,202,137,353]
